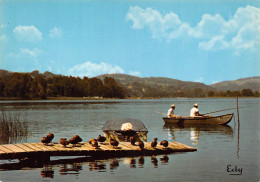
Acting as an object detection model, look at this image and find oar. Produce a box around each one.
[204,106,252,115]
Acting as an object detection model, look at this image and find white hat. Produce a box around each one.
[194,103,198,107]
[171,104,175,108]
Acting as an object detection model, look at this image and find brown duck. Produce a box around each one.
[110,139,119,148]
[41,133,54,145]
[46,133,54,142]
[130,136,136,145]
[59,138,69,147]
[89,138,99,149]
[97,135,106,143]
[151,138,157,149]
[41,137,49,145]
[69,135,83,147]
[138,141,144,151]
[160,140,168,148]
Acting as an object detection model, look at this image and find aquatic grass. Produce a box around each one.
[0,109,29,144]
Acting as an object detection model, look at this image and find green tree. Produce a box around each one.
[241,89,254,96]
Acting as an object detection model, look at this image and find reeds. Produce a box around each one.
[0,109,29,144]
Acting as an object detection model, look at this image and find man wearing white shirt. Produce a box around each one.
[190,103,204,117]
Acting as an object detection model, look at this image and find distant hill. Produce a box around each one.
[97,73,214,97]
[211,77,260,91]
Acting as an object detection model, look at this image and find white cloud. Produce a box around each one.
[194,77,204,83]
[129,71,141,76]
[13,25,42,42]
[126,5,260,52]
[8,48,44,58]
[49,27,62,39]
[126,6,184,40]
[68,62,125,77]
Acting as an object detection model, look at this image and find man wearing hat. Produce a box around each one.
[167,104,177,118]
[190,103,204,117]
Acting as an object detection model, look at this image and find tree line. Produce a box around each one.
[0,72,125,99]
[0,71,259,99]
[142,87,260,98]
[123,82,260,98]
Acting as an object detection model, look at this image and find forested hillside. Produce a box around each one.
[0,70,125,99]
[0,70,259,99]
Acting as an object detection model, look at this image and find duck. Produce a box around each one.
[69,135,82,147]
[46,133,54,143]
[160,140,168,148]
[41,137,49,145]
[73,135,82,143]
[97,135,106,144]
[89,138,99,149]
[138,141,144,151]
[110,139,119,148]
[151,138,157,149]
[59,138,69,147]
[129,136,136,145]
[41,133,55,145]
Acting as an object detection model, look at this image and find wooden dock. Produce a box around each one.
[0,142,196,161]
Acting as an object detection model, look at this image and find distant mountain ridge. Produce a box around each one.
[97,73,260,90]
[210,76,260,91]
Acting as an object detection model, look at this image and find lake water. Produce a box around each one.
[0,98,259,182]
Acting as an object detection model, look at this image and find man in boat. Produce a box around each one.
[167,104,178,118]
[190,103,204,117]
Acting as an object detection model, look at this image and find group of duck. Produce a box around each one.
[130,137,169,150]
[41,133,169,150]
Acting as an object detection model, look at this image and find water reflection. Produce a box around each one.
[60,163,82,175]
[41,165,54,178]
[163,124,234,145]
[0,155,169,178]
[151,156,158,168]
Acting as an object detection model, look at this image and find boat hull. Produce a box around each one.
[163,113,234,125]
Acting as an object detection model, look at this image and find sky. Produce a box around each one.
[0,0,259,85]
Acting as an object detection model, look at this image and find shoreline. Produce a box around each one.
[0,96,259,101]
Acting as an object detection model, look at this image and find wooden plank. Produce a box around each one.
[51,144,73,151]
[168,142,181,149]
[119,142,138,150]
[144,142,155,150]
[31,143,57,151]
[0,145,15,153]
[118,143,135,150]
[2,144,26,153]
[154,144,165,150]
[67,144,91,151]
[23,143,44,151]
[172,142,189,149]
[100,144,118,150]
[99,144,114,151]
[37,143,59,151]
[14,144,37,152]
[0,148,7,154]
[82,143,97,150]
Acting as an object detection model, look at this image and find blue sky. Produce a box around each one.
[0,0,259,85]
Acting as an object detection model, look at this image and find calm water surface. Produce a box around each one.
[0,98,259,182]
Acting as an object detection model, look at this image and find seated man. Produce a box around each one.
[190,103,204,117]
[167,104,178,118]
